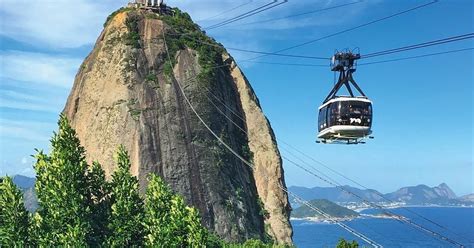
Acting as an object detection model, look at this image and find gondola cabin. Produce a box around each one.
[317,51,373,144]
[318,97,372,143]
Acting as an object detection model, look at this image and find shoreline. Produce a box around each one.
[291,205,473,223]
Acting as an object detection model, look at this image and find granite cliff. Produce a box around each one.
[62,7,292,244]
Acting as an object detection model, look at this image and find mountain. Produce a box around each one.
[61,7,291,243]
[385,183,458,205]
[459,194,474,202]
[11,175,38,212]
[289,183,471,206]
[291,199,359,219]
[289,185,384,204]
[12,175,35,189]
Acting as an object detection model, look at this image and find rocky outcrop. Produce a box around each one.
[63,8,292,244]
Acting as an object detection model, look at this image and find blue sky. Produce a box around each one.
[0,0,472,195]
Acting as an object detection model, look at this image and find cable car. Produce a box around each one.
[317,51,373,144]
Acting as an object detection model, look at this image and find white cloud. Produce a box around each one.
[0,119,55,142]
[0,51,82,88]
[0,0,126,48]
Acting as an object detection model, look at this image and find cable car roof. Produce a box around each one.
[319,96,372,110]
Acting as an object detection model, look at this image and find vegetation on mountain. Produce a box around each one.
[291,199,359,219]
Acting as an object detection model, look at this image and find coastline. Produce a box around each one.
[290,205,473,223]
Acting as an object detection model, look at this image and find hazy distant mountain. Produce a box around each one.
[12,175,35,189]
[289,183,472,206]
[458,194,474,203]
[291,199,359,219]
[385,183,458,205]
[11,175,38,212]
[289,185,384,203]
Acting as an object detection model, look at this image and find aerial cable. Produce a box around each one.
[166,32,329,60]
[242,0,439,62]
[234,47,473,67]
[199,80,468,247]
[206,0,289,30]
[205,0,281,30]
[198,0,253,22]
[204,0,278,29]
[361,33,474,58]
[359,48,474,65]
[162,28,383,248]
[231,0,363,27]
[202,64,473,244]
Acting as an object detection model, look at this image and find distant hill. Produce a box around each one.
[385,183,458,205]
[459,194,474,202]
[289,183,472,206]
[289,185,384,204]
[12,175,35,189]
[291,199,359,219]
[11,175,38,212]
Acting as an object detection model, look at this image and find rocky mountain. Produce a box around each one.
[12,175,38,212]
[289,183,471,206]
[12,175,35,189]
[291,199,359,219]
[385,183,458,205]
[289,185,384,204]
[61,7,291,244]
[459,194,474,202]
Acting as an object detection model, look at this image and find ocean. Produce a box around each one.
[292,207,474,248]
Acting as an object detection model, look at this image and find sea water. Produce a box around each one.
[292,207,474,248]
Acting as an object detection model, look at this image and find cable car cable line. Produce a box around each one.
[204,0,279,29]
[241,0,438,62]
[229,0,363,27]
[162,29,384,248]
[205,0,289,30]
[198,0,254,22]
[199,73,467,247]
[199,71,469,246]
[361,33,474,59]
[359,47,474,65]
[234,47,473,67]
[163,16,467,245]
[165,32,329,60]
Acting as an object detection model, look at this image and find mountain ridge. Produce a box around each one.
[289,183,472,206]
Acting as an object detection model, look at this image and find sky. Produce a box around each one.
[0,0,472,195]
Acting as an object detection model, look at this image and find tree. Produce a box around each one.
[144,174,207,247]
[33,115,91,246]
[0,176,30,246]
[86,161,111,246]
[106,146,145,247]
[336,238,359,248]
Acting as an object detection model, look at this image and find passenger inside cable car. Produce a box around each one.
[318,98,372,133]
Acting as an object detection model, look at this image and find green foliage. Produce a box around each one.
[33,114,91,246]
[0,176,30,246]
[144,174,207,247]
[160,8,226,87]
[86,161,111,246]
[124,12,141,48]
[257,197,270,219]
[106,146,145,247]
[291,199,359,219]
[104,7,132,27]
[336,238,359,248]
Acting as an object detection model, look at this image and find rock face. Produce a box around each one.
[63,8,292,244]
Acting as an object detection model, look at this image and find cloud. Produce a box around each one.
[0,119,55,142]
[0,51,82,88]
[0,0,126,48]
